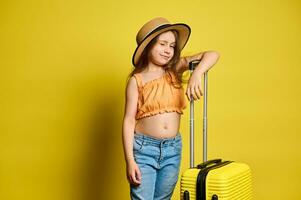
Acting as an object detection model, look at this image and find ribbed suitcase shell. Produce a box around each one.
[180,162,253,200]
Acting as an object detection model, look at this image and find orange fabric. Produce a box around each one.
[133,70,187,120]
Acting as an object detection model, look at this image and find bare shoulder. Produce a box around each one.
[126,76,138,92]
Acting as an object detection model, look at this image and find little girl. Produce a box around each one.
[122,17,220,200]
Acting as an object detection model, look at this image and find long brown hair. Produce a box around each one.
[127,30,187,88]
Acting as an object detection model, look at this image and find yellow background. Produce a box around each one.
[0,0,300,199]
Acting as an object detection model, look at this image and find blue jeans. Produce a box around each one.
[130,131,182,200]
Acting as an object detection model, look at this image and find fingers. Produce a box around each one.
[135,168,142,183]
[186,84,203,101]
[131,169,141,185]
[190,87,197,100]
[128,166,141,185]
[196,84,203,97]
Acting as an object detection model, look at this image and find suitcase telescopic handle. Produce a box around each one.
[189,60,209,168]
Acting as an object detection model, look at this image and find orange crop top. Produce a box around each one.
[133,70,187,120]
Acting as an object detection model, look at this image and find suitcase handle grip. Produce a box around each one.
[197,159,222,169]
[189,59,201,70]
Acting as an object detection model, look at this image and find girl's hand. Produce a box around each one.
[126,160,141,186]
[185,72,203,101]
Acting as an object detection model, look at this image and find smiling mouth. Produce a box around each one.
[161,55,170,59]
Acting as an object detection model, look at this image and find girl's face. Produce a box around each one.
[148,31,176,66]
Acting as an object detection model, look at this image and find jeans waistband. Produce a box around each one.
[134,131,181,147]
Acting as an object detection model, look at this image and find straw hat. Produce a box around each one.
[132,17,191,67]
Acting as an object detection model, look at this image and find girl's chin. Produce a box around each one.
[159,59,170,65]
[158,62,169,67]
[150,58,170,66]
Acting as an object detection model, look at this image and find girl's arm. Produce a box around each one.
[177,51,220,101]
[122,77,139,164]
[122,77,142,185]
[176,51,220,74]
[191,51,220,75]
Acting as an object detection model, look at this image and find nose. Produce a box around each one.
[164,47,172,54]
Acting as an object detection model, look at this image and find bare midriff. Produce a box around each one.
[135,112,181,139]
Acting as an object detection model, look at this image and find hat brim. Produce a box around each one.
[132,23,191,67]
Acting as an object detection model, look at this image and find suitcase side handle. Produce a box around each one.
[197,159,222,169]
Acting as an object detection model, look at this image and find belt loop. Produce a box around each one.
[160,140,165,147]
[141,135,145,145]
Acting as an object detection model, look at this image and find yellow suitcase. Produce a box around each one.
[180,61,253,200]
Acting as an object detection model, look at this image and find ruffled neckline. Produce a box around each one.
[141,70,169,88]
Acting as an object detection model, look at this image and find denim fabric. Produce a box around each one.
[130,131,182,200]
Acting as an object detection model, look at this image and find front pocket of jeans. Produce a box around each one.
[133,138,143,152]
